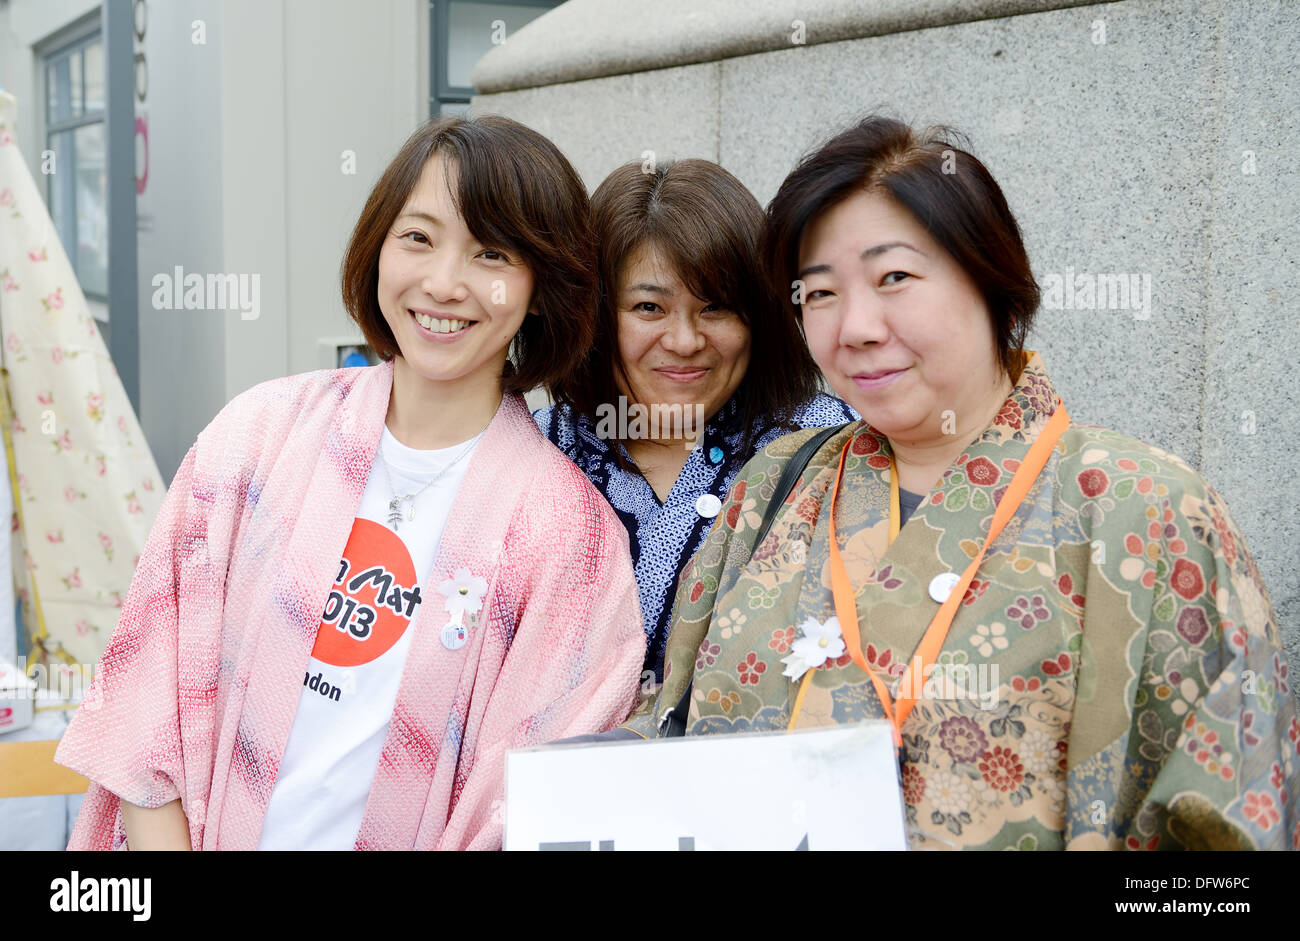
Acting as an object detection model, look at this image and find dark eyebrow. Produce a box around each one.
[623,282,672,296]
[796,263,831,280]
[797,241,926,279]
[862,241,925,261]
[395,209,443,227]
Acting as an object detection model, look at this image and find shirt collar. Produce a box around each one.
[571,391,751,462]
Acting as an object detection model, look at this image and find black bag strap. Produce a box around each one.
[660,422,851,737]
[751,422,850,551]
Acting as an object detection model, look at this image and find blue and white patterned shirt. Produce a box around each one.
[534,393,858,681]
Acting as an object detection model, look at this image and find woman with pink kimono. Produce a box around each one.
[54,115,647,850]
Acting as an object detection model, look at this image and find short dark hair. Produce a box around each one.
[764,116,1039,380]
[340,114,597,396]
[555,158,822,458]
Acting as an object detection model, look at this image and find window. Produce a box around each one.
[44,29,108,302]
[430,0,560,116]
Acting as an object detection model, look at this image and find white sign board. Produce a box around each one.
[505,721,907,850]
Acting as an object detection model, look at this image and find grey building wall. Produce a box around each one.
[3,0,430,487]
[471,0,1300,665]
[131,0,427,485]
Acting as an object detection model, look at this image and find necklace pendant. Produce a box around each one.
[406,502,415,522]
[387,498,403,531]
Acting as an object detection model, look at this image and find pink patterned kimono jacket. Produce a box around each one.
[55,360,647,849]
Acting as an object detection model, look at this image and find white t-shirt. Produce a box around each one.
[257,426,481,850]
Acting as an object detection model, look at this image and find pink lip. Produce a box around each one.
[655,367,708,383]
[851,368,907,390]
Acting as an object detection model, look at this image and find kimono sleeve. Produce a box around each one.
[1110,483,1298,850]
[54,434,226,851]
[445,479,648,849]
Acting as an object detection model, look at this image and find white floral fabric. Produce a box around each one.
[0,91,164,669]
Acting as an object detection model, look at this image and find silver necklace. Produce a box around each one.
[378,432,480,531]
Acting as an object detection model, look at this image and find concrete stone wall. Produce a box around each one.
[472,0,1300,663]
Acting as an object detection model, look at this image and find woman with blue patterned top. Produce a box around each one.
[534,159,856,683]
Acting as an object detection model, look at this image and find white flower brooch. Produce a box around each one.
[780,616,846,680]
[437,568,489,650]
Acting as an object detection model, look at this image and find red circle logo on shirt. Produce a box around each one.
[312,518,422,667]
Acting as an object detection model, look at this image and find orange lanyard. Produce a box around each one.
[817,401,1070,747]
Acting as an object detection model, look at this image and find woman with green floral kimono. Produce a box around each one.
[624,117,1298,851]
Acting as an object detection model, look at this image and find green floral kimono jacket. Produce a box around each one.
[627,352,1298,850]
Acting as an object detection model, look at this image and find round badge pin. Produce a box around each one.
[441,621,468,650]
[928,572,962,604]
[695,494,723,518]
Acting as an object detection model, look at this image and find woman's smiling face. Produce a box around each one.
[614,241,751,432]
[377,154,534,390]
[797,187,1004,445]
